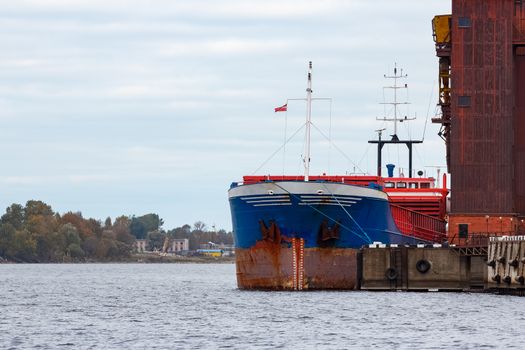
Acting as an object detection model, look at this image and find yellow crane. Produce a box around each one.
[431,14,452,171]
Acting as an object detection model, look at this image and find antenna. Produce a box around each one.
[304,61,313,181]
[369,65,422,178]
[377,63,415,138]
[375,128,386,140]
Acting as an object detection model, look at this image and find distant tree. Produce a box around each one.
[104,217,112,229]
[130,217,146,239]
[95,238,112,259]
[105,241,120,258]
[67,243,85,258]
[35,231,58,261]
[115,229,135,245]
[102,230,116,240]
[114,216,130,228]
[24,200,58,236]
[61,213,93,240]
[0,223,16,258]
[141,214,163,232]
[0,200,213,262]
[60,223,81,247]
[113,222,135,253]
[25,200,54,217]
[88,218,103,238]
[217,229,234,245]
[114,219,133,236]
[1,204,25,230]
[193,221,207,232]
[169,224,191,239]
[130,214,164,240]
[147,230,165,251]
[188,234,200,250]
[11,229,37,262]
[26,214,56,238]
[114,216,131,237]
[82,236,98,256]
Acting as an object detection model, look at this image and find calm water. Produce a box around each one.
[1,264,524,349]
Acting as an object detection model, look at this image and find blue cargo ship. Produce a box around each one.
[228,62,447,290]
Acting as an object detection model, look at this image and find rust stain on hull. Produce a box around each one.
[235,241,358,290]
[303,248,358,289]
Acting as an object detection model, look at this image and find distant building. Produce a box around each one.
[168,239,189,253]
[136,238,189,253]
[136,239,147,252]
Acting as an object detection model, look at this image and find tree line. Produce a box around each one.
[0,200,233,263]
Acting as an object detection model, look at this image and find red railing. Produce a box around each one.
[390,204,447,243]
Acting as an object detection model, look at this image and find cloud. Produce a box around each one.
[0,59,44,67]
[157,38,291,57]
[66,174,118,184]
[0,176,44,185]
[0,0,452,230]
[8,0,358,19]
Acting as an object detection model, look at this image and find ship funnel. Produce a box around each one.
[386,164,395,178]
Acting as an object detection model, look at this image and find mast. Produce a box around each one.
[369,64,422,177]
[379,63,414,139]
[304,61,313,181]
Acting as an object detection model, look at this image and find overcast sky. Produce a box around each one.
[0,0,451,231]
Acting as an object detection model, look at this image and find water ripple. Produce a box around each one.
[1,264,525,349]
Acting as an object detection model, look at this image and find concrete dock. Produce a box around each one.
[359,243,486,291]
[358,236,525,294]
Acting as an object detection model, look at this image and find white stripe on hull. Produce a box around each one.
[229,181,388,200]
[298,203,353,207]
[246,199,291,204]
[253,203,293,207]
[299,195,361,201]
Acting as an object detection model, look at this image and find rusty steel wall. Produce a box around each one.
[451,0,515,214]
[514,2,525,214]
[514,2,525,44]
[514,51,525,214]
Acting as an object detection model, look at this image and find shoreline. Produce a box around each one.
[0,254,236,264]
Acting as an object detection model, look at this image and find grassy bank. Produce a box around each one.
[0,254,236,264]
[125,253,236,264]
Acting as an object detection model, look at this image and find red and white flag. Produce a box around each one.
[274,103,287,112]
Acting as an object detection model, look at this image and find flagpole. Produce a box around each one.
[283,99,288,176]
[305,61,312,181]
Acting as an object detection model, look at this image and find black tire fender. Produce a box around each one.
[416,259,431,274]
[385,267,398,280]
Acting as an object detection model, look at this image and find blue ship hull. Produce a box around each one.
[229,181,425,249]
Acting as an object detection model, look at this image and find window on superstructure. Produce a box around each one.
[420,182,431,189]
[396,182,407,189]
[384,182,395,188]
[408,182,418,189]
